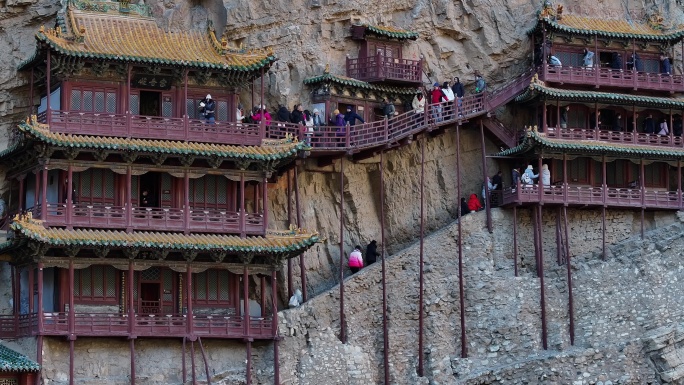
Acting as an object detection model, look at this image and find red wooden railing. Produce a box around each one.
[346,54,422,84]
[542,64,684,92]
[35,204,264,235]
[546,126,684,147]
[38,111,263,146]
[485,68,537,111]
[501,184,683,209]
[0,312,275,339]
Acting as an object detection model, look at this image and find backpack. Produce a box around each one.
[521,172,532,185]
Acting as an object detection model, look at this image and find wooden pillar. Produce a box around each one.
[186,264,194,336]
[594,102,599,137]
[34,170,40,208]
[670,108,674,144]
[28,267,34,314]
[130,339,136,385]
[480,120,492,232]
[46,50,51,127]
[602,155,607,260]
[41,165,48,221]
[678,161,682,209]
[294,165,306,302]
[513,206,518,277]
[537,206,548,350]
[240,173,245,238]
[37,263,44,333]
[68,259,75,335]
[67,165,73,229]
[69,339,75,385]
[456,124,467,358]
[245,340,252,385]
[563,154,568,203]
[640,159,645,239]
[272,270,280,385]
[126,166,132,232]
[556,99,560,130]
[262,176,268,235]
[538,156,544,203]
[564,206,574,345]
[242,265,250,338]
[286,170,293,298]
[542,101,547,132]
[18,176,25,211]
[259,276,266,316]
[418,137,425,375]
[380,151,390,384]
[128,261,134,334]
[184,172,191,234]
[338,157,346,343]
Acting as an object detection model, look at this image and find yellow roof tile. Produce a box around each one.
[37,10,274,70]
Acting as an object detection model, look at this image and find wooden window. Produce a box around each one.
[190,175,230,210]
[73,265,118,304]
[192,269,232,307]
[568,158,589,184]
[644,163,666,188]
[70,86,117,113]
[606,160,628,187]
[185,94,232,121]
[72,169,115,206]
[554,51,583,67]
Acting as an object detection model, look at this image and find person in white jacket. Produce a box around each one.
[541,164,551,187]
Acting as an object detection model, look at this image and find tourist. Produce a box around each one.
[548,55,562,67]
[236,103,245,123]
[382,98,396,119]
[492,170,503,191]
[291,103,306,125]
[412,93,425,114]
[612,114,623,132]
[452,77,465,98]
[610,52,622,70]
[541,164,551,187]
[560,105,569,129]
[288,289,303,308]
[199,94,216,124]
[365,240,379,265]
[674,115,683,136]
[660,54,672,75]
[658,118,669,136]
[523,165,538,185]
[442,82,455,119]
[253,105,271,125]
[331,109,345,127]
[467,193,483,212]
[344,106,364,127]
[583,48,595,68]
[276,105,291,123]
[643,114,655,134]
[511,167,521,189]
[348,245,364,274]
[482,176,497,206]
[460,197,471,217]
[430,82,446,122]
[475,74,486,93]
[304,109,314,144]
[312,108,324,131]
[627,53,643,72]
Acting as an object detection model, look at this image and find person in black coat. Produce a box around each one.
[344,106,365,126]
[365,240,379,265]
[291,103,306,125]
[643,114,655,134]
[460,197,470,217]
[276,105,291,123]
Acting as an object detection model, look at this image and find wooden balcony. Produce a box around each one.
[38,110,265,146]
[541,64,684,92]
[500,184,682,210]
[346,54,422,85]
[31,204,264,235]
[545,126,684,147]
[0,312,275,339]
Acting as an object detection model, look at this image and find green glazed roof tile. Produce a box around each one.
[364,25,419,40]
[0,344,40,372]
[304,72,420,95]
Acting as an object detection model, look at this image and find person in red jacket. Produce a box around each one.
[430,82,447,123]
[467,193,483,212]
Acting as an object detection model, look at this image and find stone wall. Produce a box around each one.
[273,208,684,384]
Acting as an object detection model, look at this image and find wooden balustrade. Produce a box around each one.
[500,184,683,209]
[346,54,422,84]
[546,126,684,147]
[542,64,684,92]
[0,312,274,338]
[33,204,264,234]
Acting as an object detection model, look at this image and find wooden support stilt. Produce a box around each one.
[339,157,346,343]
[513,206,518,277]
[129,338,135,385]
[563,206,575,346]
[380,151,389,384]
[456,125,467,358]
[418,137,425,377]
[538,205,548,350]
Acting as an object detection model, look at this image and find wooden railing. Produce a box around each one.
[38,110,264,146]
[0,312,274,339]
[35,204,264,235]
[346,54,422,84]
[546,126,684,147]
[542,64,684,92]
[501,184,683,209]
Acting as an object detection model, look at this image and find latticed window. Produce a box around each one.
[70,87,117,113]
[129,94,140,115]
[73,169,116,205]
[643,58,660,74]
[554,51,583,67]
[644,163,666,188]
[74,265,118,304]
[217,101,228,121]
[185,95,230,121]
[190,175,231,209]
[162,96,173,117]
[193,269,231,306]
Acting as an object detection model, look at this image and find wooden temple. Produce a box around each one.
[0,2,318,384]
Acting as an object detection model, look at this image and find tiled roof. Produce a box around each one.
[0,344,40,372]
[497,127,684,158]
[32,9,275,70]
[535,14,684,41]
[10,117,306,161]
[303,72,420,95]
[10,213,319,254]
[364,25,419,40]
[516,78,684,109]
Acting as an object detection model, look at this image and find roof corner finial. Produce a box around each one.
[39,25,45,33]
[324,63,330,74]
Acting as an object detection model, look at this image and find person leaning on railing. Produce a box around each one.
[412,92,425,124]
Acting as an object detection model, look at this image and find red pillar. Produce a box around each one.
[380,151,389,384]
[338,158,346,343]
[184,172,191,234]
[128,261,134,334]
[67,165,73,229]
[37,263,44,333]
[18,176,25,211]
[186,265,194,336]
[262,175,268,235]
[294,165,306,302]
[242,265,250,338]
[126,166,132,232]
[272,270,280,385]
[240,173,245,238]
[41,165,48,221]
[456,124,467,358]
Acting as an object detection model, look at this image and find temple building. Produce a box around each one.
[0,1,318,384]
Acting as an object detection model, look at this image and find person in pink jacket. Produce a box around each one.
[348,245,364,274]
